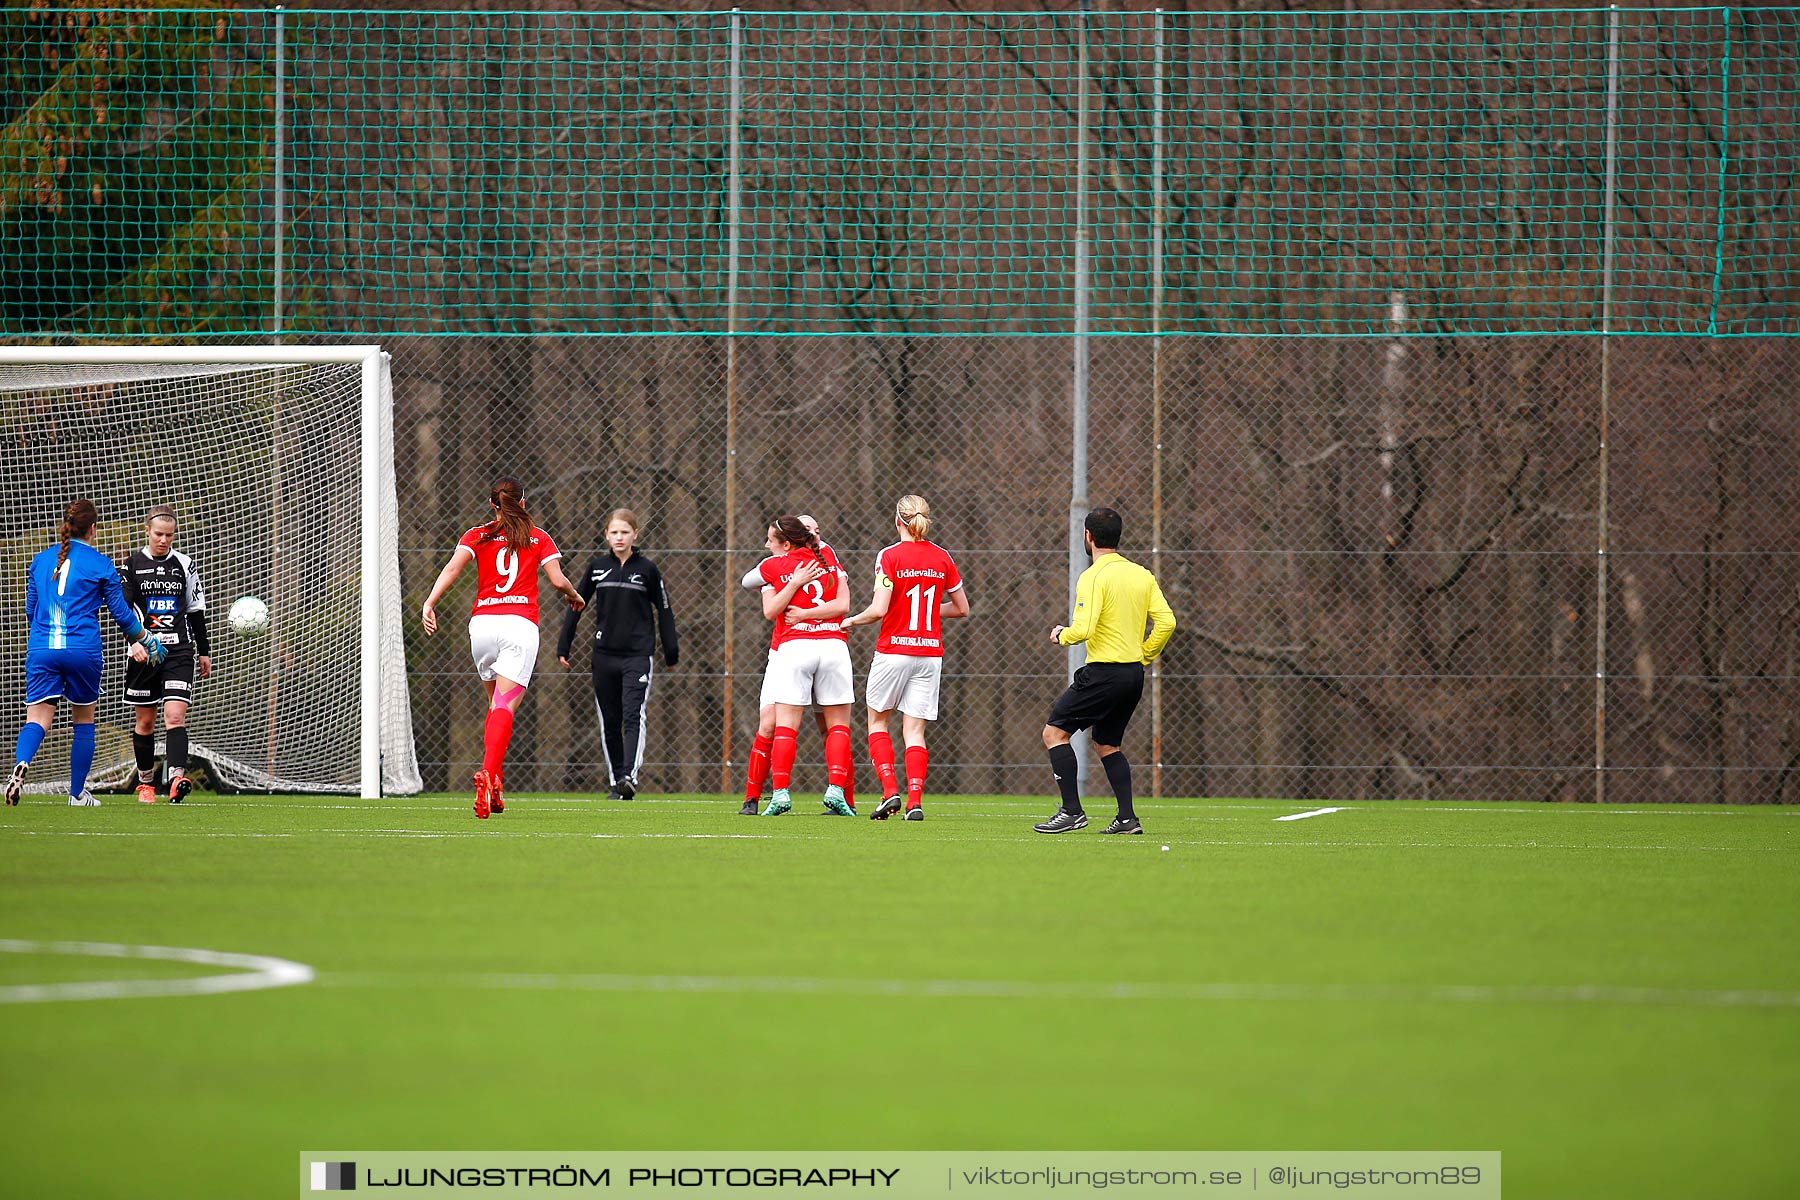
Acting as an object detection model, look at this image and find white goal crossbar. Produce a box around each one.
[0,345,398,798]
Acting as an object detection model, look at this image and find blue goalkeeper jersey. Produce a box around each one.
[24,540,144,653]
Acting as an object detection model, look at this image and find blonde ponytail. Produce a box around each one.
[895,495,931,541]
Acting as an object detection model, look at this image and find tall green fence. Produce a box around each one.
[3,6,1798,802]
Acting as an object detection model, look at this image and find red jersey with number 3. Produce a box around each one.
[457,524,561,623]
[760,545,845,649]
[874,539,963,656]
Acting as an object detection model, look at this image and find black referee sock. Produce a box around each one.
[167,729,189,774]
[132,732,156,782]
[1047,743,1083,815]
[1102,751,1135,820]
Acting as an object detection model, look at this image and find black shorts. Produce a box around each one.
[1046,661,1145,747]
[124,650,196,707]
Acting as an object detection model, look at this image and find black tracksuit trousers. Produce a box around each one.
[592,651,653,786]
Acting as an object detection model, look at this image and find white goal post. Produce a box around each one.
[0,345,419,798]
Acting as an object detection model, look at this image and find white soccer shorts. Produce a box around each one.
[864,651,944,721]
[468,614,541,687]
[762,638,855,708]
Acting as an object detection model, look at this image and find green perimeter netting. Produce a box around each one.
[0,6,1795,337]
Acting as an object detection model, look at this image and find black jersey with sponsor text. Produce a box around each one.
[120,548,210,656]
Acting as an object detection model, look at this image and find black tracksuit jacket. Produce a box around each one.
[555,550,680,665]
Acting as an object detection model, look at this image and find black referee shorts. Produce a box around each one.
[1046,661,1145,747]
[124,650,195,707]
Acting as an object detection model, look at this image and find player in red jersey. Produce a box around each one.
[421,477,584,819]
[844,495,969,820]
[751,515,855,816]
[737,515,854,815]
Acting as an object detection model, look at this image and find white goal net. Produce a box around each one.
[0,347,420,796]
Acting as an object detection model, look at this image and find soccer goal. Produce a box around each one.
[0,346,419,798]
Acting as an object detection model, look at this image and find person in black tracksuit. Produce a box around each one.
[556,509,678,799]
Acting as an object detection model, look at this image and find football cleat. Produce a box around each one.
[1033,810,1088,834]
[904,805,924,822]
[1099,815,1143,835]
[472,770,493,820]
[616,776,637,801]
[167,776,191,804]
[5,761,26,806]
[490,784,505,814]
[69,791,101,807]
[761,789,792,817]
[871,795,903,821]
[820,785,852,816]
[738,799,759,816]
[136,784,158,804]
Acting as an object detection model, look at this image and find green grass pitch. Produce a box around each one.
[2,793,1797,1198]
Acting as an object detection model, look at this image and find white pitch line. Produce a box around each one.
[2,828,1789,854]
[1275,807,1350,822]
[315,969,1800,1011]
[0,939,314,1005]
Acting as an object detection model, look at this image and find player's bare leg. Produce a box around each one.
[162,698,192,803]
[131,703,159,804]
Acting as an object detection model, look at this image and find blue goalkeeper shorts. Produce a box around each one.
[23,646,105,706]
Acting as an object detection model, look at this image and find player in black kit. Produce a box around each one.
[556,509,679,800]
[120,506,211,803]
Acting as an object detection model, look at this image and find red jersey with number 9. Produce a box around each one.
[760,546,846,649]
[457,524,561,623]
[874,539,963,656]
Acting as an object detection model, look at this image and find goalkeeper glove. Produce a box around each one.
[140,633,167,668]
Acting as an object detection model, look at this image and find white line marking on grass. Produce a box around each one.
[318,970,1800,1011]
[592,833,781,840]
[0,939,314,1005]
[1275,807,1350,822]
[2,828,1791,852]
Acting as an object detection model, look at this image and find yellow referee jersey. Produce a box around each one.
[1057,552,1176,665]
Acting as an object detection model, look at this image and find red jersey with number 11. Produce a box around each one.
[874,539,963,656]
[456,524,561,623]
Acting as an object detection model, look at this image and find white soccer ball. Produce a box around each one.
[228,596,269,638]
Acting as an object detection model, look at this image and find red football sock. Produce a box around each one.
[770,726,798,790]
[868,730,899,798]
[482,707,515,778]
[905,745,929,808]
[745,733,773,802]
[824,724,852,789]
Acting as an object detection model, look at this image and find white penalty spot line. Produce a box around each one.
[1275,806,1350,822]
[0,939,315,1005]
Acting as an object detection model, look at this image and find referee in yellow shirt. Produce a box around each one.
[1036,507,1177,835]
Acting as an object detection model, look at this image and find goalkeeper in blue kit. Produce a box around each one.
[5,500,165,808]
